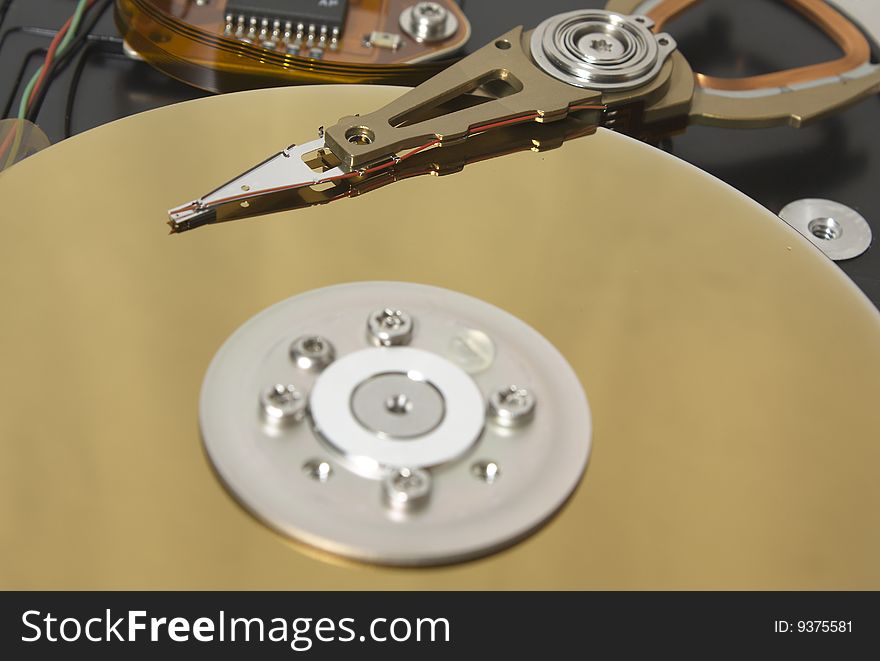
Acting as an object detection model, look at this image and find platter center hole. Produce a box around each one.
[385,393,413,415]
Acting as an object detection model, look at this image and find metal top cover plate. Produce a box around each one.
[200,282,592,566]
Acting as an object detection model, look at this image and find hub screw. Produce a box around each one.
[383,467,431,510]
[260,384,307,424]
[471,460,501,484]
[290,335,335,371]
[488,385,536,427]
[367,308,414,346]
[410,2,448,41]
[302,459,333,482]
[414,2,446,22]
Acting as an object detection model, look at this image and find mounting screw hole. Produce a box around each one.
[345,126,375,145]
[808,217,843,241]
[495,39,511,50]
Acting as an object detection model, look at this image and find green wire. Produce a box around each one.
[17,0,91,120]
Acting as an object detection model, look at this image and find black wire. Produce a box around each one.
[63,42,92,138]
[25,0,113,123]
[0,0,14,34]
[3,46,46,118]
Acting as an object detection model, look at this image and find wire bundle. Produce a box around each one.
[1,0,112,168]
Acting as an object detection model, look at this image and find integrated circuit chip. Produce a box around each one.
[229,0,349,33]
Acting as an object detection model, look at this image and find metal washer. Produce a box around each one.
[199,282,592,566]
[779,198,872,261]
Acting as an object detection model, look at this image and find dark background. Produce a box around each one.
[2,0,878,305]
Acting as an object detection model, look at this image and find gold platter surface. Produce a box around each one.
[1,86,878,589]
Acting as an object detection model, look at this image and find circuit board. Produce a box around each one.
[134,0,470,65]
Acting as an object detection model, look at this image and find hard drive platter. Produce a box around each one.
[0,85,878,589]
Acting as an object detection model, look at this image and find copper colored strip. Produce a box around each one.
[647,0,871,91]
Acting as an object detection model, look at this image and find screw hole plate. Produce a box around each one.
[779,199,872,261]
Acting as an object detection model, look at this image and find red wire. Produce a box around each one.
[27,11,80,108]
[0,125,15,165]
[28,1,96,109]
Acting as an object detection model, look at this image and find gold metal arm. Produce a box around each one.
[323,27,603,171]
